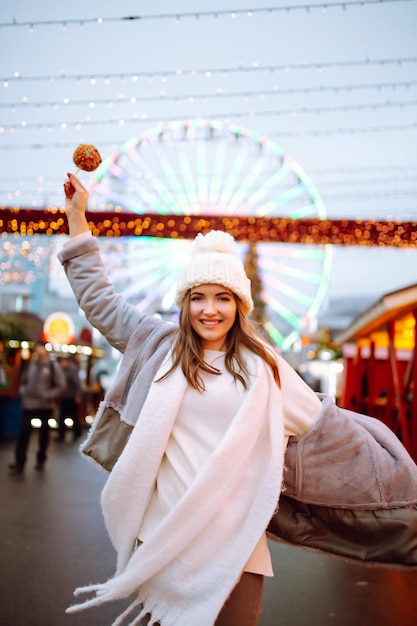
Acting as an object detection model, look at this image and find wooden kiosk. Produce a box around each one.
[335,283,417,462]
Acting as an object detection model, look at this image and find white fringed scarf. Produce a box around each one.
[66,350,285,626]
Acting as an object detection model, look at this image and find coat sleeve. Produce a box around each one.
[283,393,417,509]
[268,393,417,568]
[58,236,143,353]
[277,354,323,437]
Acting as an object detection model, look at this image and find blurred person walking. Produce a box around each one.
[57,355,83,441]
[8,341,66,474]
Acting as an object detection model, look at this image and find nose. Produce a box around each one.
[203,299,217,315]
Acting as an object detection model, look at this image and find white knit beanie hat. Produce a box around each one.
[175,230,254,315]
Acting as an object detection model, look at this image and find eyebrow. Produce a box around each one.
[191,290,233,296]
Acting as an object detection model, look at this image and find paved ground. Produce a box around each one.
[1,433,417,626]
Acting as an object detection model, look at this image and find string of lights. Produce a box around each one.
[1,121,416,148]
[1,208,416,248]
[316,189,417,200]
[2,164,415,176]
[0,1,413,30]
[1,100,416,133]
[310,164,417,173]
[308,175,417,186]
[1,172,415,188]
[4,56,417,85]
[2,172,414,193]
[3,79,416,110]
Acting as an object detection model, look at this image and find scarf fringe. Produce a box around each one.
[66,594,108,614]
[127,612,147,626]
[73,582,105,596]
[67,590,155,626]
[66,581,126,614]
[112,596,143,625]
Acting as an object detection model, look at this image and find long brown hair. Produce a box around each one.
[157,291,281,391]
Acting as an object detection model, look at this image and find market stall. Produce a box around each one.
[335,284,417,461]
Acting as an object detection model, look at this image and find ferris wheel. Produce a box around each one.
[88,119,332,350]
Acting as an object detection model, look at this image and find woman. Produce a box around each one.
[61,172,322,626]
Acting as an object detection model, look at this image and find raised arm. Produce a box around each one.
[63,172,91,238]
[60,173,144,352]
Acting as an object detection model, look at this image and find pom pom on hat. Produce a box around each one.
[175,230,254,315]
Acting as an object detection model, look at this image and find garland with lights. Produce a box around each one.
[1,208,416,247]
[0,2,410,30]
[4,80,416,111]
[4,57,417,84]
[3,99,416,132]
[2,117,416,136]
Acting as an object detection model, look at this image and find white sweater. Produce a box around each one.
[138,349,321,577]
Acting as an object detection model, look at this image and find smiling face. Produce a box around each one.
[189,284,238,351]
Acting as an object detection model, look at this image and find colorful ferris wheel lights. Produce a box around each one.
[260,272,315,309]
[260,289,301,331]
[5,118,337,348]
[262,321,285,347]
[289,204,319,219]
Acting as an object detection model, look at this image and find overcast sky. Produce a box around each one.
[1,0,416,332]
